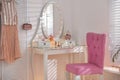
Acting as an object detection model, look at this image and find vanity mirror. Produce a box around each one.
[31,0,64,48]
[40,0,64,39]
[31,0,64,41]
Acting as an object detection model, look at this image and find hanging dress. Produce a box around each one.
[0,0,21,63]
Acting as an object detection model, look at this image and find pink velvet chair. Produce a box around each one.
[66,32,106,80]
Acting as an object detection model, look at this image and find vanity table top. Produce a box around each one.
[32,45,86,55]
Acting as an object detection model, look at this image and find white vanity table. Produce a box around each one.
[32,46,86,80]
[30,0,87,79]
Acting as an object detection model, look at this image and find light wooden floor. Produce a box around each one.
[30,53,120,80]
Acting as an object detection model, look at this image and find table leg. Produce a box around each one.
[44,52,48,80]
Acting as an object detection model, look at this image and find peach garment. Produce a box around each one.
[0,0,21,63]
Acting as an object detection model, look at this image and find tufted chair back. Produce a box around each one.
[87,32,106,68]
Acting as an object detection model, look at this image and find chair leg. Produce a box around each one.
[100,75,104,80]
[74,75,81,80]
[66,71,70,80]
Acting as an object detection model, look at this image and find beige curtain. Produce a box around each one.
[0,0,21,63]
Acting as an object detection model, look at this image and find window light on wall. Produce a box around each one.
[110,0,120,63]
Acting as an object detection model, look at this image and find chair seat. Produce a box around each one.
[66,63,103,75]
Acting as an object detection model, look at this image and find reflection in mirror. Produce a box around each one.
[42,3,54,37]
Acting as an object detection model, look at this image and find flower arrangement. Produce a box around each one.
[48,35,54,41]
[48,35,56,48]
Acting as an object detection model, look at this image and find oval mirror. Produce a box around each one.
[40,0,64,39]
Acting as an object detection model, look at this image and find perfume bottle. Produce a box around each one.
[64,30,71,40]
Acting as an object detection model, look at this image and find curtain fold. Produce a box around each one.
[0,0,21,63]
